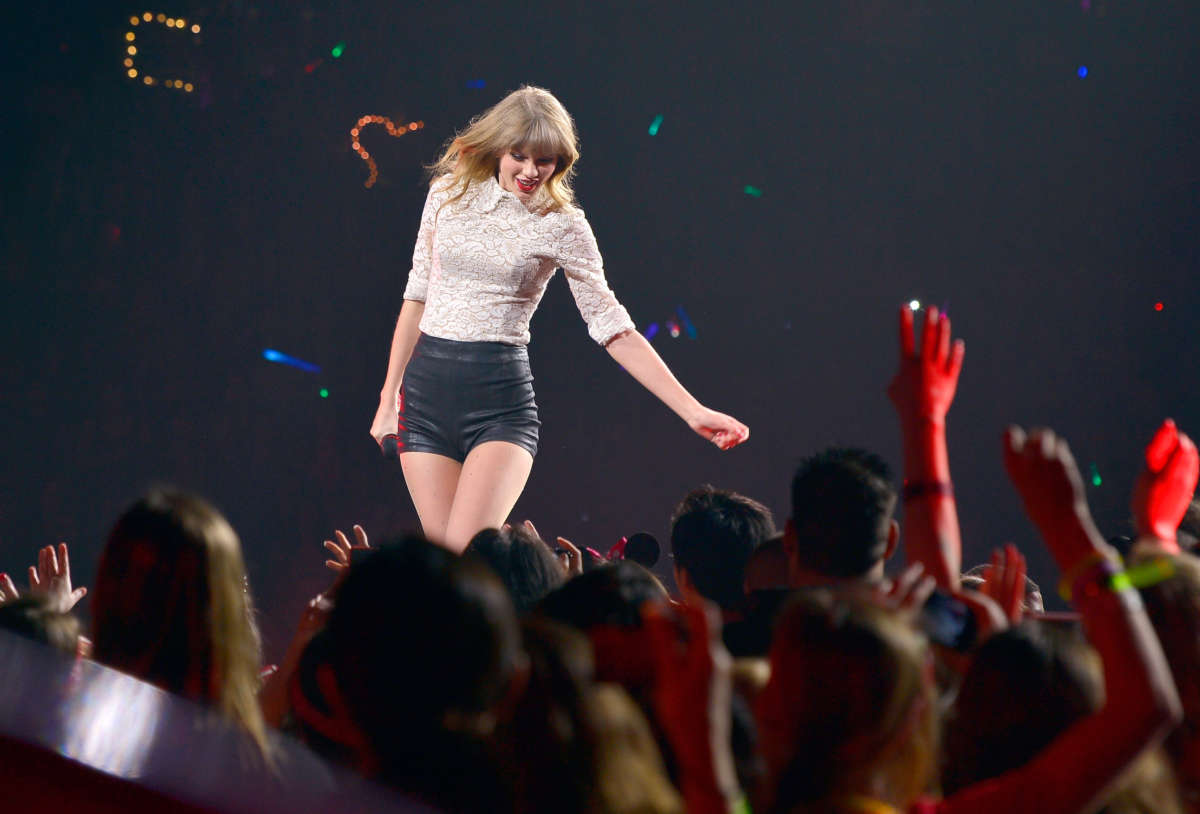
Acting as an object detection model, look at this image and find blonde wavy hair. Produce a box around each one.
[430,85,580,213]
[92,489,270,759]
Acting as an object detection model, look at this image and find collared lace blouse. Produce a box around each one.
[402,176,636,347]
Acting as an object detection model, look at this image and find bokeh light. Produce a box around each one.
[351,115,426,188]
[124,12,200,93]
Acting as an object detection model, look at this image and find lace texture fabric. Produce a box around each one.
[403,176,636,346]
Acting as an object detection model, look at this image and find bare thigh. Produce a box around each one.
[442,441,534,553]
[399,451,463,544]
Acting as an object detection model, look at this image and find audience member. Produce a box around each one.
[670,485,775,612]
[90,488,270,756]
[323,535,524,812]
[464,523,567,613]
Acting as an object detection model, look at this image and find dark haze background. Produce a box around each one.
[3,0,1197,659]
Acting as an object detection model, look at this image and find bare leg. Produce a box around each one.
[442,441,534,553]
[399,451,463,544]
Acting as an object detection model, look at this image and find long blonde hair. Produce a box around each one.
[92,489,270,758]
[757,593,937,813]
[430,85,580,213]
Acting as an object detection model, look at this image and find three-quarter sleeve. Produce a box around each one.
[402,179,447,302]
[554,210,636,345]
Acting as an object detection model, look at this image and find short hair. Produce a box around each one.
[465,525,567,614]
[790,448,897,578]
[670,485,776,609]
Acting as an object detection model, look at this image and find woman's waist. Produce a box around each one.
[413,331,529,362]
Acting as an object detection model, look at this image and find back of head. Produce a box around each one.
[536,560,668,631]
[91,488,265,750]
[790,448,897,579]
[465,526,566,614]
[671,485,776,610]
[326,535,522,806]
[942,622,1100,794]
[757,592,935,812]
[0,596,80,654]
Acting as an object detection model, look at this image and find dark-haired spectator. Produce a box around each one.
[670,485,775,613]
[944,622,1181,814]
[785,447,899,585]
[465,523,568,613]
[755,426,1181,814]
[323,535,525,812]
[90,488,270,757]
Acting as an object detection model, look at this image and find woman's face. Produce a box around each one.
[497,144,558,201]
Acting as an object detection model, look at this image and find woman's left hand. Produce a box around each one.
[688,408,749,451]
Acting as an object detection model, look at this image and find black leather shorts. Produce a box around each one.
[396,333,540,461]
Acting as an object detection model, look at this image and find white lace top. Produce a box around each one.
[402,176,636,346]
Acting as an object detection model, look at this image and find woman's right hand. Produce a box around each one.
[369,392,400,448]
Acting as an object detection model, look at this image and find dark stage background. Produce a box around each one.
[3,0,1198,660]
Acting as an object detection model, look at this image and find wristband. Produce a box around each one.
[1123,557,1177,591]
[1057,550,1118,601]
[1071,559,1126,601]
[901,480,954,502]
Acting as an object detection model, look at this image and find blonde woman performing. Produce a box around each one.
[369,86,749,553]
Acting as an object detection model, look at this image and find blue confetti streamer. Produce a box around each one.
[263,349,321,373]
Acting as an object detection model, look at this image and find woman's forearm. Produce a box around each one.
[604,330,701,422]
[380,300,425,401]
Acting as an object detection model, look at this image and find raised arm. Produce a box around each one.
[605,330,748,450]
[941,426,1181,814]
[887,304,964,590]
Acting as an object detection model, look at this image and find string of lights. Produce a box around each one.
[124,12,200,92]
[350,115,425,188]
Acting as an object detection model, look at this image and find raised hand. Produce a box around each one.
[525,520,582,577]
[888,304,965,426]
[324,525,371,577]
[1002,427,1101,570]
[687,407,749,451]
[979,543,1028,624]
[1132,419,1199,551]
[27,543,87,612]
